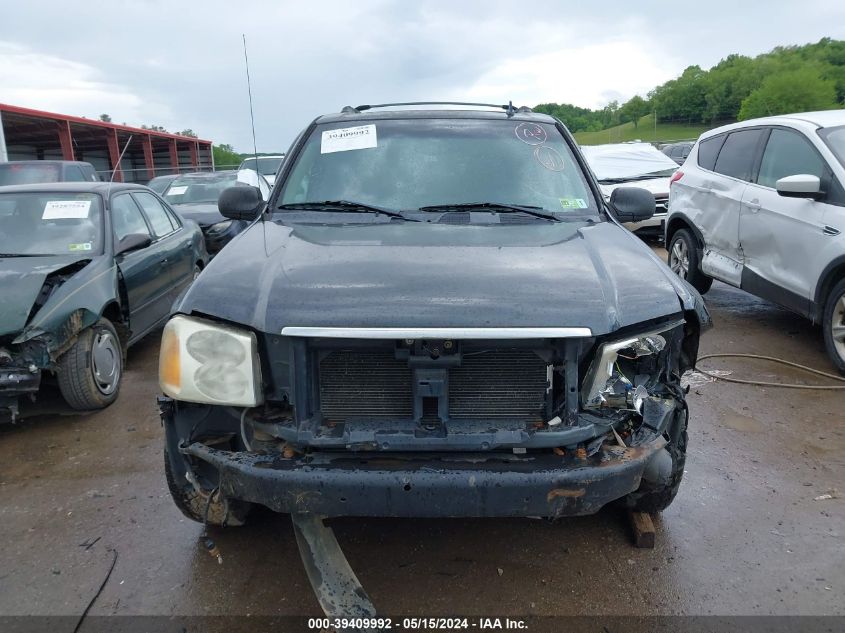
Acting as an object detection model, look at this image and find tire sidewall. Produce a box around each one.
[57,318,123,410]
[823,278,845,373]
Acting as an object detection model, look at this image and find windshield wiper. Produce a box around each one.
[276,200,418,221]
[0,253,55,257]
[598,172,673,184]
[416,202,561,222]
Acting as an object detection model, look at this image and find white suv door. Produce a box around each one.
[697,128,767,286]
[738,127,834,315]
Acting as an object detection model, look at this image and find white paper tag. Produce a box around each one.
[167,185,188,195]
[43,200,91,219]
[321,124,378,154]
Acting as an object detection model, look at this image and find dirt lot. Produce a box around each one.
[1,247,843,627]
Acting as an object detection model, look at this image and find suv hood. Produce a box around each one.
[598,177,670,198]
[171,203,225,227]
[178,219,689,337]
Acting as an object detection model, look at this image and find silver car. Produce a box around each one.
[666,110,845,372]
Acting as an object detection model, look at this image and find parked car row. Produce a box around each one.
[0,153,278,421]
[1,105,843,537]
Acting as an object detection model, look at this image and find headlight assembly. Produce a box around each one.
[159,315,263,407]
[206,220,233,236]
[582,322,680,409]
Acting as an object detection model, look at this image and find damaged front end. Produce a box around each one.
[161,313,703,519]
[1,256,119,421]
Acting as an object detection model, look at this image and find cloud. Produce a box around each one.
[0,42,171,126]
[462,38,680,108]
[0,1,842,151]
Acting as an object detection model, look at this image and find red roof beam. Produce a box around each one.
[0,102,213,144]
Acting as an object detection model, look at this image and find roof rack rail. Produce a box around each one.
[342,101,532,117]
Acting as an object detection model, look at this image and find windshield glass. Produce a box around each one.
[277,118,598,217]
[581,143,679,182]
[819,125,845,169]
[240,157,284,176]
[0,192,103,256]
[0,163,61,186]
[164,173,237,205]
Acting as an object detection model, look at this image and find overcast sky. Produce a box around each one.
[2,0,844,152]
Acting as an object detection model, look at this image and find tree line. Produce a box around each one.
[534,37,845,132]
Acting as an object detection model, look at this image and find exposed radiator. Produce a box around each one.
[318,349,549,421]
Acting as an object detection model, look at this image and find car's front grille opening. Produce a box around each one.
[317,347,549,422]
[318,351,413,420]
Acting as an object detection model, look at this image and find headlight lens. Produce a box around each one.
[159,315,263,406]
[206,220,233,235]
[582,324,676,409]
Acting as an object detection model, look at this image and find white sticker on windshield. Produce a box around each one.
[167,185,188,195]
[43,200,91,219]
[321,124,378,154]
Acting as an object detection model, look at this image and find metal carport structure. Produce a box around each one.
[0,103,213,183]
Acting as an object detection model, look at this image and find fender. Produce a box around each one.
[813,254,845,322]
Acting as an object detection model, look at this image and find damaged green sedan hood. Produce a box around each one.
[0,255,106,339]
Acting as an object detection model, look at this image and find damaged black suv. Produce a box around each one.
[159,103,710,526]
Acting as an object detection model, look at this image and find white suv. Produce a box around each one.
[666,110,845,372]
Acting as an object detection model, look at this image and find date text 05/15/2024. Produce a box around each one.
[307,617,528,630]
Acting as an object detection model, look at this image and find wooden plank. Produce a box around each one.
[629,511,655,548]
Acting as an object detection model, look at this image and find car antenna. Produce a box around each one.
[242,34,264,220]
[107,134,133,198]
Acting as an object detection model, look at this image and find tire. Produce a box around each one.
[668,229,713,294]
[57,318,123,410]
[626,410,688,513]
[164,446,251,527]
[822,277,845,375]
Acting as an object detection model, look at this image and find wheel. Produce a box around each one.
[626,410,688,513]
[164,445,251,526]
[668,229,713,294]
[822,277,845,374]
[57,318,123,410]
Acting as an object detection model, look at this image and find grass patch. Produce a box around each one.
[574,115,718,145]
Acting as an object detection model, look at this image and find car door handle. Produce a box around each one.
[823,225,841,236]
[745,198,761,212]
[184,241,191,250]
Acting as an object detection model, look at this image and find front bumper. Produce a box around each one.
[179,438,666,518]
[0,367,41,396]
[0,367,41,420]
[625,213,666,234]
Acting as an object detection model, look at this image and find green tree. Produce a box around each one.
[650,65,708,124]
[179,129,198,138]
[620,96,651,128]
[212,144,242,169]
[701,55,763,123]
[738,69,838,120]
[99,113,112,122]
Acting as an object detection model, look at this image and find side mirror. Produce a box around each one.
[219,185,264,220]
[115,233,152,255]
[776,174,822,199]
[609,187,655,222]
